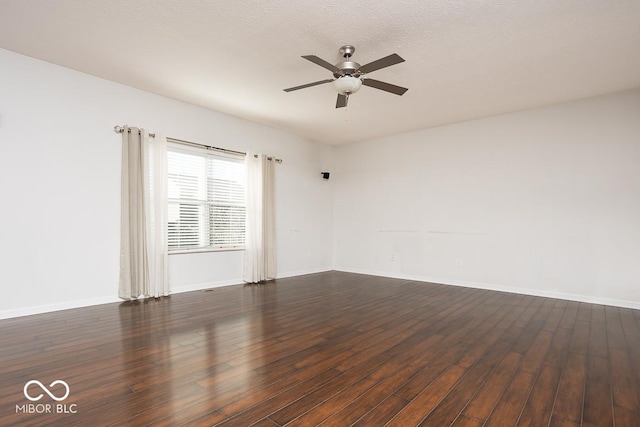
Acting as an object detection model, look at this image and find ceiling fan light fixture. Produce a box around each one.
[333,75,362,95]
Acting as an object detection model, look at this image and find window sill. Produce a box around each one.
[168,247,244,255]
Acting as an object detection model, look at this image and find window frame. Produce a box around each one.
[166,142,246,254]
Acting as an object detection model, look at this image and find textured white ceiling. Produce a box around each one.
[1,0,640,145]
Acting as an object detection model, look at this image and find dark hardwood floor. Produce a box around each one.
[1,271,639,426]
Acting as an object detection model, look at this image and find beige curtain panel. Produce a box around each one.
[119,126,169,299]
[243,153,277,283]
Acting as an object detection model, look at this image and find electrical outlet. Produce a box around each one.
[455,259,462,268]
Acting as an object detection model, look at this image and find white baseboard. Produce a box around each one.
[8,266,630,320]
[334,267,640,310]
[0,296,122,320]
[0,282,244,320]
[0,268,334,320]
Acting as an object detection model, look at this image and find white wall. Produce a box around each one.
[0,48,333,318]
[2,47,639,319]
[333,89,640,308]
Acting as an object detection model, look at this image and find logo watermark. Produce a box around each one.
[24,380,70,402]
[16,380,77,414]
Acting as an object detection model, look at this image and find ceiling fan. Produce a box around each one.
[283,45,408,108]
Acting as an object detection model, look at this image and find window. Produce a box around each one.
[167,144,246,251]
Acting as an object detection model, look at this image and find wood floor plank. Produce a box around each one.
[588,305,609,358]
[549,416,580,427]
[511,317,545,355]
[418,361,495,426]
[319,364,422,427]
[351,395,409,426]
[284,376,378,426]
[484,369,537,427]
[576,302,593,323]
[319,334,444,426]
[215,368,343,426]
[266,350,395,425]
[605,306,627,351]
[0,271,635,426]
[457,322,520,369]
[520,329,554,374]
[558,301,579,330]
[551,352,586,424]
[163,409,228,426]
[451,414,484,427]
[463,351,522,421]
[582,355,613,427]
[619,308,640,339]
[544,327,573,369]
[626,334,640,414]
[386,365,466,426]
[392,343,463,401]
[544,306,565,332]
[569,320,590,355]
[609,348,640,412]
[515,365,562,427]
[612,405,640,427]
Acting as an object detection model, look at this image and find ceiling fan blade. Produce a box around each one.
[362,78,408,96]
[336,94,348,108]
[358,53,405,74]
[283,79,333,92]
[302,55,341,73]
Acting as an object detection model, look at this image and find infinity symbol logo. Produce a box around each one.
[23,380,70,402]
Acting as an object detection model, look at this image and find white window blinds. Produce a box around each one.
[167,145,246,251]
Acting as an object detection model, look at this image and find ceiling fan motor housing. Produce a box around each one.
[333,61,361,78]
